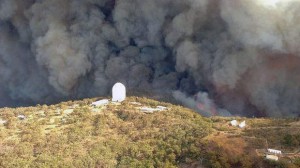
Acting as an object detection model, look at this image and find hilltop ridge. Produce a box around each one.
[0,97,299,167]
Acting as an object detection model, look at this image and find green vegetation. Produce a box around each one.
[282,134,300,147]
[0,97,299,167]
[0,97,212,167]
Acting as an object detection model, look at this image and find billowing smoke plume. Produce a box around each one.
[1,0,300,117]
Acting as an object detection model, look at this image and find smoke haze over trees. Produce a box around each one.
[0,0,300,117]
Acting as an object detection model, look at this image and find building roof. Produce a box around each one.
[267,149,282,154]
[266,155,278,161]
[239,121,246,128]
[230,120,238,126]
[91,99,109,106]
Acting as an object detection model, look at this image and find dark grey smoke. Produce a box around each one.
[1,0,300,117]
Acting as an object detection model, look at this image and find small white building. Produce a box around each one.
[0,118,7,125]
[112,83,126,102]
[139,106,168,113]
[91,99,109,107]
[267,149,282,155]
[230,120,238,126]
[17,115,26,120]
[140,107,156,113]
[63,109,74,115]
[156,106,167,111]
[266,155,278,161]
[239,120,246,128]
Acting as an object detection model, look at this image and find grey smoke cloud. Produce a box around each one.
[0,0,300,117]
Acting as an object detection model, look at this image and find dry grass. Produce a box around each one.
[0,97,299,167]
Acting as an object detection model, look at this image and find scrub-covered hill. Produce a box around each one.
[0,97,212,167]
[0,97,299,167]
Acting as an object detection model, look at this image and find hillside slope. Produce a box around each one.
[0,97,212,167]
[0,97,299,167]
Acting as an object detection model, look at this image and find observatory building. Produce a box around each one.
[112,82,126,102]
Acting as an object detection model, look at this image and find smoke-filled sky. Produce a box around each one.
[0,0,300,117]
